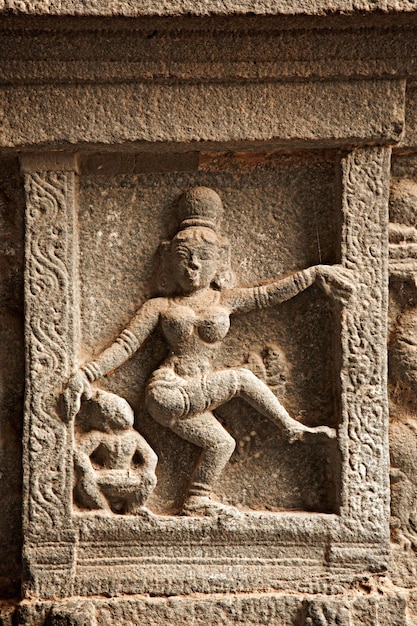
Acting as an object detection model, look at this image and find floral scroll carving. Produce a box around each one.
[340,147,391,527]
[24,170,77,535]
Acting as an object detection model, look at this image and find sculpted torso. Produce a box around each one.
[88,430,141,470]
[155,291,229,375]
[163,295,230,346]
[73,390,158,514]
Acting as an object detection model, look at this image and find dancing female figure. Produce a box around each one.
[65,187,353,516]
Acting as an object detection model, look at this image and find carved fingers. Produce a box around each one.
[315,264,356,305]
[62,369,92,421]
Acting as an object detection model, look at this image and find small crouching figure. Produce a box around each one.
[72,388,157,516]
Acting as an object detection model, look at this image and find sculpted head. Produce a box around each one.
[171,227,219,293]
[156,187,235,295]
[77,391,134,433]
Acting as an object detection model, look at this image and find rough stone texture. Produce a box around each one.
[17,142,390,606]
[78,151,340,515]
[1,0,417,16]
[2,22,417,84]
[10,590,414,625]
[0,80,405,149]
[3,5,417,625]
[0,159,24,599]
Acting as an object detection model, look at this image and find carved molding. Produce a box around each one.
[0,80,405,150]
[22,157,79,595]
[340,146,390,528]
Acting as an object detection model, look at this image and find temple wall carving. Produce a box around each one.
[2,5,417,624]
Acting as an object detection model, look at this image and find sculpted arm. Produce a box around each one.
[74,432,102,476]
[134,433,158,473]
[222,267,317,313]
[222,265,354,314]
[73,432,110,510]
[64,298,166,420]
[81,298,165,381]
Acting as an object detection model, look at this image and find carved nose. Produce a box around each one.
[189,256,201,270]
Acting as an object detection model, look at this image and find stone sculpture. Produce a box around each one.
[299,599,351,626]
[5,3,417,619]
[64,186,354,517]
[73,389,157,515]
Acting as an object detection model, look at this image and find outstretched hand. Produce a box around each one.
[315,264,355,305]
[62,369,92,421]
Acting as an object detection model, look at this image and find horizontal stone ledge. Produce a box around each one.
[1,0,417,17]
[14,590,407,626]
[2,22,417,85]
[1,61,416,86]
[19,152,80,173]
[0,79,405,149]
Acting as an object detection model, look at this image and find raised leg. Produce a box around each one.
[145,367,336,516]
[234,369,336,442]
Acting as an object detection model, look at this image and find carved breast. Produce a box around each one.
[197,311,230,343]
[161,301,230,345]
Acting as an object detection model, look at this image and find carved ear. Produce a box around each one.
[217,238,231,268]
[154,240,172,295]
[214,237,236,290]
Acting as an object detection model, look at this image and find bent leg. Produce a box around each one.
[146,368,335,452]
[171,411,238,515]
[235,368,300,432]
[200,368,336,442]
[172,411,235,494]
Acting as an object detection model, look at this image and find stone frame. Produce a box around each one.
[19,142,391,600]
[11,18,402,595]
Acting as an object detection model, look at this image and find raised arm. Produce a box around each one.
[222,264,355,315]
[222,267,317,314]
[63,297,167,420]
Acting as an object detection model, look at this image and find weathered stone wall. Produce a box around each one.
[0,158,24,600]
[2,4,417,624]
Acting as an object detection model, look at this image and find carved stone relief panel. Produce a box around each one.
[21,154,79,598]
[2,6,416,622]
[75,151,342,517]
[20,146,391,600]
[72,389,157,515]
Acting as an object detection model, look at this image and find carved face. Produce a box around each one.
[171,228,219,294]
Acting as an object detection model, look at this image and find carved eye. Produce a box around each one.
[199,250,217,261]
[174,246,190,260]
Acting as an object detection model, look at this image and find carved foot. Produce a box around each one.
[286,424,337,444]
[127,505,155,518]
[182,495,241,518]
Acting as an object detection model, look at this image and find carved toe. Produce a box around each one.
[287,424,337,444]
[182,495,241,518]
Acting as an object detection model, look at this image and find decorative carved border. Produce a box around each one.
[22,154,79,597]
[339,147,390,531]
